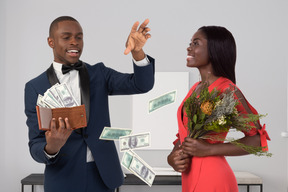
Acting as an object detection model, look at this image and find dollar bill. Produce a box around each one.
[123,150,156,187]
[48,84,64,107]
[148,90,177,113]
[119,132,150,152]
[55,83,79,107]
[99,127,132,140]
[37,94,48,108]
[42,91,62,108]
[121,150,134,170]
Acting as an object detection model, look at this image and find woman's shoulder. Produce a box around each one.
[189,77,238,92]
[213,77,236,91]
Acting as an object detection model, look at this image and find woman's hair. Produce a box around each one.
[198,26,237,84]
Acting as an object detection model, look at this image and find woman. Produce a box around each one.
[167,26,270,192]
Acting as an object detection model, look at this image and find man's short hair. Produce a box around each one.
[49,16,79,37]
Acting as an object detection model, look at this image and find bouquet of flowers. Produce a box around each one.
[184,82,271,157]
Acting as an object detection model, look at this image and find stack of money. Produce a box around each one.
[99,128,155,186]
[37,83,79,108]
[121,150,156,187]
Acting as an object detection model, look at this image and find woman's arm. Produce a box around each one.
[167,141,191,172]
[182,134,261,157]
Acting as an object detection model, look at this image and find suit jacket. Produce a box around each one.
[24,55,155,191]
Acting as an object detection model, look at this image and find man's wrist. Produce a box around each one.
[131,49,145,61]
[44,144,60,158]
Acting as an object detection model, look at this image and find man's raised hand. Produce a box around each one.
[124,19,151,59]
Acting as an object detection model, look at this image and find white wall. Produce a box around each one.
[1,0,287,192]
[0,0,6,190]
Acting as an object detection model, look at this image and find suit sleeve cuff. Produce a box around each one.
[44,149,60,159]
[133,55,150,67]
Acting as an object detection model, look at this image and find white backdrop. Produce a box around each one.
[1,0,288,192]
[132,72,189,150]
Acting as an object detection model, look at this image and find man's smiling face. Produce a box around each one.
[48,20,83,65]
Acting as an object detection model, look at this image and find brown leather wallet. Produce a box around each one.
[36,105,87,130]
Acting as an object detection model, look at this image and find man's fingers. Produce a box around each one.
[58,117,65,129]
[64,118,72,130]
[45,130,51,138]
[124,19,150,55]
[142,27,151,34]
[130,21,140,33]
[142,27,151,39]
[145,33,151,40]
[50,118,56,131]
[138,19,149,33]
[124,46,131,55]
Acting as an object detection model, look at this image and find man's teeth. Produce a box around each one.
[187,55,194,59]
[67,50,79,53]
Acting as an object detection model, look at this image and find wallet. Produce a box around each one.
[36,105,87,130]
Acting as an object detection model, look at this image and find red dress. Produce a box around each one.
[174,77,270,192]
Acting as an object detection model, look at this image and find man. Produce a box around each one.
[24,16,154,192]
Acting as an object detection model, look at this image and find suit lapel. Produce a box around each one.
[46,64,60,86]
[79,62,90,123]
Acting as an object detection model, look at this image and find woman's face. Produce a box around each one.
[186,30,210,68]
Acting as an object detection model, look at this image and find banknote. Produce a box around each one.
[119,132,150,152]
[42,91,62,108]
[148,90,177,113]
[48,85,64,107]
[127,150,156,187]
[121,150,134,170]
[37,83,78,108]
[55,83,79,107]
[99,127,132,140]
[37,94,48,108]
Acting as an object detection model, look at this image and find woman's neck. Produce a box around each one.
[199,69,219,85]
[197,63,219,85]
[200,74,219,84]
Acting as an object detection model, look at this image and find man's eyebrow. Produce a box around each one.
[61,32,83,35]
[61,32,71,35]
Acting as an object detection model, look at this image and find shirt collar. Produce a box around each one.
[52,61,64,74]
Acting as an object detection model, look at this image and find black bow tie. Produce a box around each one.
[62,61,83,74]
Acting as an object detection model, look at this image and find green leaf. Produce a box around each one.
[193,114,197,124]
[200,113,206,121]
[194,124,203,130]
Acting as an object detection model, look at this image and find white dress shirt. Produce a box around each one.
[44,56,150,162]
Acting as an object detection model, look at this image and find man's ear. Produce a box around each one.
[47,37,54,48]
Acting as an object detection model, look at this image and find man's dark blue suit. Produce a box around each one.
[24,55,155,191]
